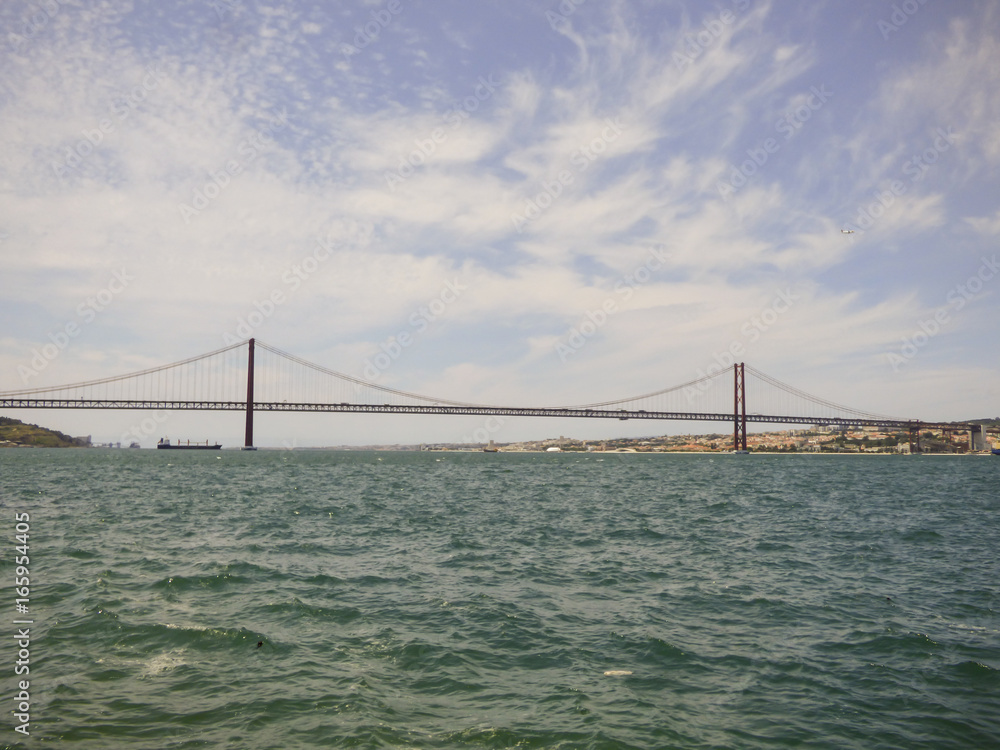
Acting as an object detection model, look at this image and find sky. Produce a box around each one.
[1,0,998,448]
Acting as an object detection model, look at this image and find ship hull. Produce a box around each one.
[156,443,221,450]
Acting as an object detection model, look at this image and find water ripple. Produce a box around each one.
[3,450,998,748]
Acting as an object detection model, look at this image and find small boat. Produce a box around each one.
[992,448,1000,456]
[157,438,221,450]
[482,440,499,453]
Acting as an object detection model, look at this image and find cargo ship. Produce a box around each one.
[156,438,222,450]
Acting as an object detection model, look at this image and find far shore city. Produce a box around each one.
[12,423,996,454]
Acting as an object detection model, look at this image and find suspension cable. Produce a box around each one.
[745,365,908,420]
[254,341,486,407]
[0,341,246,397]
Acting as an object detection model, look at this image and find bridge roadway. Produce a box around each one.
[0,398,983,432]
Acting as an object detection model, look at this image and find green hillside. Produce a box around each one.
[0,417,90,448]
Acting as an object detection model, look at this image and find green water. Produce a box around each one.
[1,450,998,749]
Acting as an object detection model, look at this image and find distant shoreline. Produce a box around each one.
[163,447,994,456]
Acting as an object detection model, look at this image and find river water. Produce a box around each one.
[1,449,998,749]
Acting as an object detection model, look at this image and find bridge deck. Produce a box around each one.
[0,398,981,432]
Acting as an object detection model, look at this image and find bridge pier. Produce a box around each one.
[969,424,986,451]
[733,362,747,452]
[243,338,256,450]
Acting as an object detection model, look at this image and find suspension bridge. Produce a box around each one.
[0,339,988,451]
